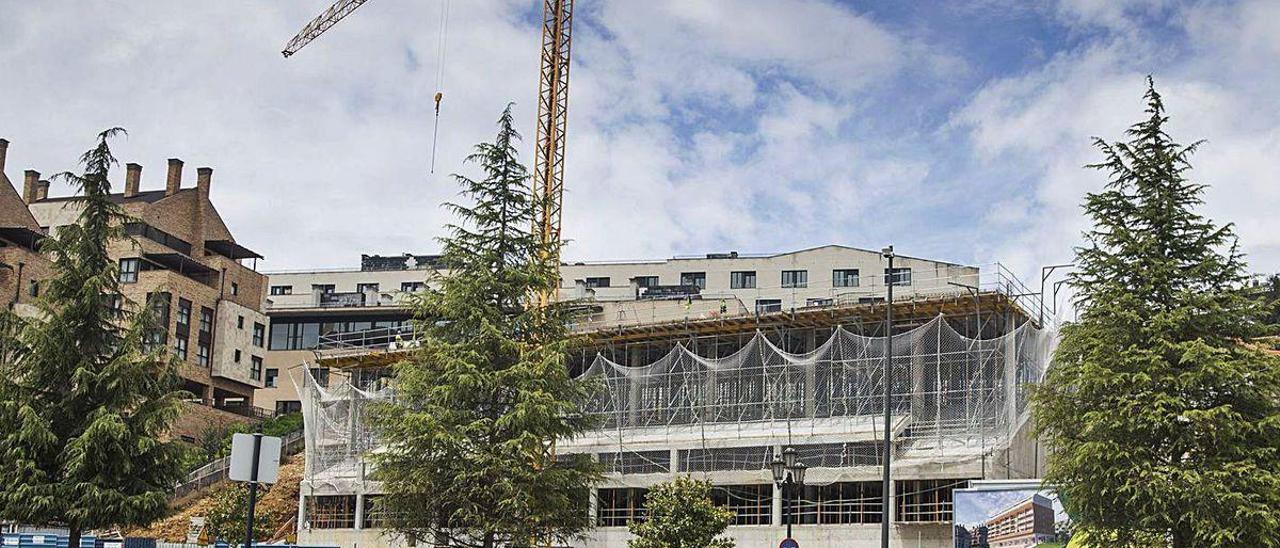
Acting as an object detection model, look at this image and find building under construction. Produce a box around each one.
[285,252,1057,548]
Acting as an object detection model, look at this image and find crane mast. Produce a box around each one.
[533,0,574,306]
[283,0,575,306]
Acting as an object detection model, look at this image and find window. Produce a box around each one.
[119,258,140,283]
[270,321,320,350]
[710,485,772,526]
[199,307,214,335]
[237,315,245,329]
[806,298,833,307]
[269,285,292,295]
[305,495,357,529]
[680,272,706,290]
[885,267,912,286]
[250,356,263,381]
[234,349,242,363]
[176,298,192,328]
[833,268,860,288]
[755,299,782,314]
[27,280,38,297]
[253,323,265,347]
[144,292,170,350]
[109,294,124,318]
[401,281,426,292]
[174,337,189,360]
[596,488,648,527]
[632,275,659,288]
[196,342,210,367]
[276,400,301,415]
[584,277,610,288]
[894,479,971,523]
[310,367,330,388]
[312,284,336,294]
[782,270,808,288]
[356,282,380,293]
[790,481,884,525]
[265,368,279,388]
[230,282,239,296]
[730,271,756,289]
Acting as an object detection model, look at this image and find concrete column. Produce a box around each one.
[354,493,365,530]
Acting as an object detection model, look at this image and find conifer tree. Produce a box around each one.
[369,106,600,548]
[1034,79,1280,547]
[627,477,735,548]
[0,129,188,546]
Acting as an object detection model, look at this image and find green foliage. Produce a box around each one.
[0,129,188,541]
[368,106,601,548]
[178,413,303,475]
[1033,79,1280,547]
[205,483,273,545]
[1254,273,1280,331]
[627,477,735,548]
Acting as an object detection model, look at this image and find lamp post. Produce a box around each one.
[771,446,808,541]
[880,245,895,548]
[1039,263,1074,325]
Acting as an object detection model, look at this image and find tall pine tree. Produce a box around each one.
[0,129,187,545]
[1034,79,1280,547]
[369,106,600,548]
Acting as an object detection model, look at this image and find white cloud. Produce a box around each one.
[956,0,1280,292]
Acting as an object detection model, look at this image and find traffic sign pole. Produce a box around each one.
[244,432,262,548]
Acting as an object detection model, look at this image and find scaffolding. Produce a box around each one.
[297,304,1056,495]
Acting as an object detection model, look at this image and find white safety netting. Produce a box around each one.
[299,314,1056,490]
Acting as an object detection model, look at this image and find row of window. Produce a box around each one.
[597,479,965,528]
[584,268,912,290]
[301,479,966,531]
[119,257,243,296]
[270,281,428,296]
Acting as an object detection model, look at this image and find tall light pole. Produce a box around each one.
[880,245,895,548]
[771,446,808,541]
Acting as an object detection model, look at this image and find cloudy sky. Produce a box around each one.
[2,0,1278,287]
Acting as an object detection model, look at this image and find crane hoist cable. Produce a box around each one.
[429,0,451,174]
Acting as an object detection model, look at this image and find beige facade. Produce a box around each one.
[3,139,270,438]
[257,246,979,427]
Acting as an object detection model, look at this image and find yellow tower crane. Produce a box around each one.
[283,0,574,305]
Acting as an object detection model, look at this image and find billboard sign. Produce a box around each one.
[953,480,1074,548]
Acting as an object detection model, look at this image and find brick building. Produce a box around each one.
[2,138,270,436]
[0,139,53,315]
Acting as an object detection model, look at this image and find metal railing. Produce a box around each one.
[302,262,1053,358]
[171,429,305,500]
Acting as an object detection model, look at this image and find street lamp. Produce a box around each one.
[771,446,808,540]
[880,245,895,548]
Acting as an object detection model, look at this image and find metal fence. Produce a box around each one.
[171,429,305,500]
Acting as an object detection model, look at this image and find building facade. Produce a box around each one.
[257,246,981,414]
[984,494,1055,548]
[2,138,270,437]
[282,248,1053,548]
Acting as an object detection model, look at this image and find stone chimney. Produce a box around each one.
[0,139,9,173]
[166,158,183,196]
[36,180,50,201]
[196,167,212,195]
[124,163,142,197]
[23,170,39,203]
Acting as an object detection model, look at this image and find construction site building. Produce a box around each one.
[285,249,1055,548]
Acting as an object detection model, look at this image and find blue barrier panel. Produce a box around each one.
[2,534,95,548]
